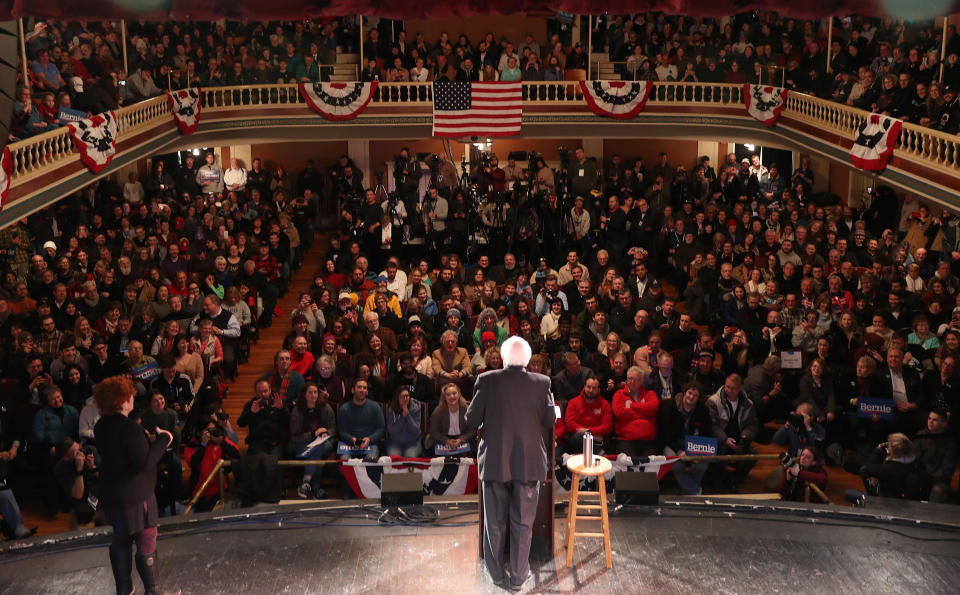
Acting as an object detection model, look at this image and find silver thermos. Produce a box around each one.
[582,430,594,467]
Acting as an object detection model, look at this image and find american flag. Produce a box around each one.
[432,81,523,137]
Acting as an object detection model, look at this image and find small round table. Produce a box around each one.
[564,453,613,568]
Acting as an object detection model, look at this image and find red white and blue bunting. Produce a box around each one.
[850,113,902,171]
[168,88,202,135]
[579,80,652,119]
[743,84,788,127]
[339,455,478,499]
[0,146,11,211]
[66,111,118,174]
[299,81,378,121]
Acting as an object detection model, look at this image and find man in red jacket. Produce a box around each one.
[563,377,613,454]
[612,366,659,456]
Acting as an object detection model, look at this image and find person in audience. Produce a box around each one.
[238,379,289,457]
[778,446,828,502]
[385,386,424,458]
[562,376,613,455]
[707,374,759,492]
[657,382,713,495]
[337,377,385,462]
[612,366,659,456]
[428,383,476,456]
[289,382,336,499]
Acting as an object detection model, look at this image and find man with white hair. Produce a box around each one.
[466,337,556,590]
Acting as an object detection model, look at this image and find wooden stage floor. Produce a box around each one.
[2,499,959,594]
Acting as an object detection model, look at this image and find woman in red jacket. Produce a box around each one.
[612,366,660,456]
[778,446,828,502]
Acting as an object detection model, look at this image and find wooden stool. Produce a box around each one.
[564,454,613,568]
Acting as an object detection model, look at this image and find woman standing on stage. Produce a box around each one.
[94,375,177,595]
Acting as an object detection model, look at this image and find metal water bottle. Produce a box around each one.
[582,430,594,467]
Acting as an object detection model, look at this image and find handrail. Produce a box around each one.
[5,81,958,196]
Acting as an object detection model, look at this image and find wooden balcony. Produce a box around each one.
[3,81,958,228]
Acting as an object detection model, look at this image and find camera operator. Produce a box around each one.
[358,188,384,256]
[481,192,511,261]
[503,156,522,185]
[566,146,600,206]
[332,164,365,207]
[478,155,506,197]
[394,147,421,214]
[425,154,458,196]
[773,403,825,457]
[532,157,555,195]
[53,437,102,528]
[778,446,827,502]
[420,186,448,252]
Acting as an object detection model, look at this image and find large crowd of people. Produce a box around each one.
[2,10,960,541]
[595,13,960,133]
[1,132,958,538]
[10,12,960,142]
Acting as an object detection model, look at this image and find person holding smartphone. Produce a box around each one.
[93,375,177,595]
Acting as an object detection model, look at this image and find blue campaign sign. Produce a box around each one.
[857,397,894,420]
[57,107,87,123]
[435,442,470,456]
[337,441,372,457]
[684,435,718,456]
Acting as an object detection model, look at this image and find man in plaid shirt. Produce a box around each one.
[253,243,279,283]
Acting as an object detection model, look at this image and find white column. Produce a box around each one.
[229,144,252,169]
[697,141,719,169]
[349,138,370,186]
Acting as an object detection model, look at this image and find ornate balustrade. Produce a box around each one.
[4,81,958,223]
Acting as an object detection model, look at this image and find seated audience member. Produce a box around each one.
[562,377,613,455]
[262,350,305,406]
[427,383,476,456]
[431,330,472,389]
[913,409,957,502]
[337,378,385,461]
[237,380,289,457]
[612,366,660,456]
[778,446,828,502]
[53,437,101,528]
[552,352,596,405]
[706,374,759,492]
[386,351,438,411]
[857,433,922,499]
[289,383,336,499]
[657,382,712,495]
[385,386,424,458]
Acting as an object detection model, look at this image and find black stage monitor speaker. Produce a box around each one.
[615,472,660,505]
[381,472,424,507]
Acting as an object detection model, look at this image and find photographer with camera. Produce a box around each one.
[53,437,102,528]
[394,147,422,214]
[237,379,290,458]
[777,446,827,502]
[773,403,826,457]
[186,415,240,513]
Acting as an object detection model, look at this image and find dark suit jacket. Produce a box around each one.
[466,365,556,482]
[878,366,922,402]
[427,405,477,448]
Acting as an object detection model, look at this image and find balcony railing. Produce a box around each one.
[6,81,958,203]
